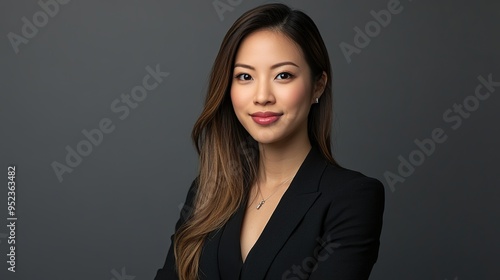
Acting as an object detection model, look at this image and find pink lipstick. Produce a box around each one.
[250,111,282,125]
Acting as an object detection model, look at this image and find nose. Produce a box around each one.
[253,79,275,106]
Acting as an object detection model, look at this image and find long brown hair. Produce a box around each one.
[174,3,338,279]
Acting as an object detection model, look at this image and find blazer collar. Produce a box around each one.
[218,146,328,280]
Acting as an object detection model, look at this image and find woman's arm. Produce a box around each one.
[154,178,198,280]
[309,176,385,280]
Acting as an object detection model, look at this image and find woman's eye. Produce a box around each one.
[276,72,293,80]
[235,73,252,81]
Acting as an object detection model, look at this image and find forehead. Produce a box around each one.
[234,29,306,65]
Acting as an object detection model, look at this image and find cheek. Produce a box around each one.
[230,86,246,115]
[279,83,312,113]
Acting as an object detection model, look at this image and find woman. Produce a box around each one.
[155,3,384,280]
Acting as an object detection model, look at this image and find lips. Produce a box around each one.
[250,111,282,125]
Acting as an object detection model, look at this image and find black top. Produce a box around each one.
[154,146,385,279]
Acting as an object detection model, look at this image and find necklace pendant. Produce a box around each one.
[256,200,265,210]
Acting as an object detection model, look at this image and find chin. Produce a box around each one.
[248,130,292,146]
[246,131,279,145]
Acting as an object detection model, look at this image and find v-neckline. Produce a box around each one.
[238,182,291,265]
[216,146,326,280]
[239,195,267,266]
[239,197,253,265]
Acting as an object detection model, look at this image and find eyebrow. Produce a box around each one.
[233,61,299,70]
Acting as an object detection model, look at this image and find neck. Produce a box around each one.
[256,133,311,187]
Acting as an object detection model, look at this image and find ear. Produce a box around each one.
[311,71,327,104]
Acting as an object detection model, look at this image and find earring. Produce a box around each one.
[315,97,319,103]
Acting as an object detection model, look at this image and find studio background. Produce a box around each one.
[1,0,498,279]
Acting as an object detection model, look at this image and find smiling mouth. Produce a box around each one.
[250,112,282,125]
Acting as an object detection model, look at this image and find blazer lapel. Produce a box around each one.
[240,146,328,280]
[218,200,246,279]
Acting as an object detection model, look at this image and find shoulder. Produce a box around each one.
[318,163,385,205]
[300,146,385,203]
[320,163,385,192]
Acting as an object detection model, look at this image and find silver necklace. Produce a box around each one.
[256,177,293,210]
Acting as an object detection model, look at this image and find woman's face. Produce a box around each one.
[230,29,324,146]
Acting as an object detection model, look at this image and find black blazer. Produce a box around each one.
[154,146,385,279]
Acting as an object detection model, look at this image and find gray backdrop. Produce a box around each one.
[1,0,499,279]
